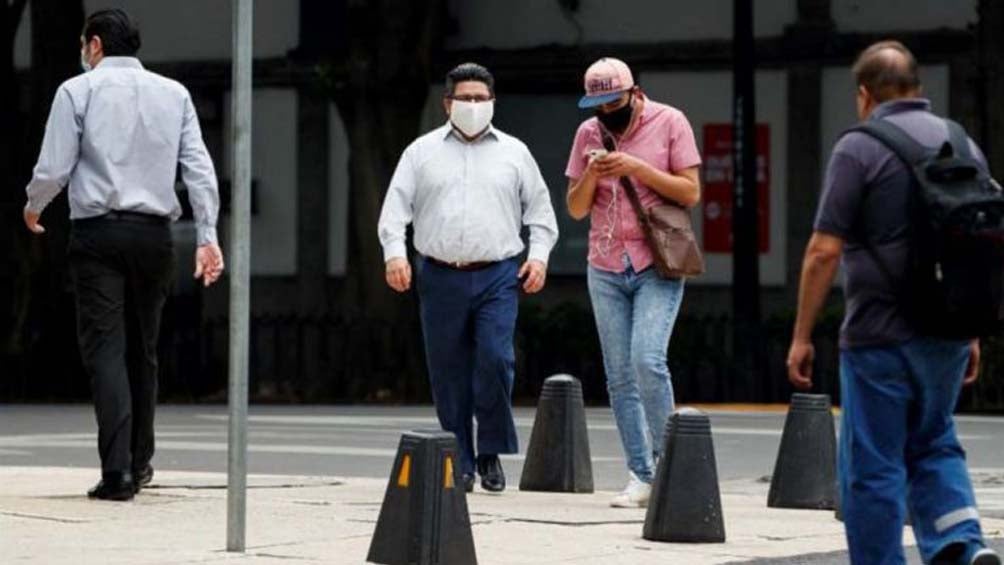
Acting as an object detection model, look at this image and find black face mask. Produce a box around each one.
[595,93,634,134]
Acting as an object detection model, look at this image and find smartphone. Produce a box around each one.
[587,148,608,161]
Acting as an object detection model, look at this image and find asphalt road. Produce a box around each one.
[2,404,1003,493]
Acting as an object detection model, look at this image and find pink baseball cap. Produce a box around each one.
[578,57,635,109]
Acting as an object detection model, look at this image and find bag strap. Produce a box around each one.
[945,119,972,159]
[841,118,934,291]
[845,119,930,168]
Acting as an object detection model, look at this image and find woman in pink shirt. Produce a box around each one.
[565,58,702,508]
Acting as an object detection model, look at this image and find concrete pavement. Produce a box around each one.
[2,405,1003,563]
[6,465,1000,564]
[3,466,1003,564]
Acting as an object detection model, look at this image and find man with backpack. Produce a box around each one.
[787,41,1002,564]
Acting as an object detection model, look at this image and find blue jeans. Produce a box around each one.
[416,257,520,476]
[587,261,685,483]
[840,337,985,564]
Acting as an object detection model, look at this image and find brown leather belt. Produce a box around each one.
[426,256,495,271]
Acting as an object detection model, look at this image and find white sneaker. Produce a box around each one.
[610,472,651,508]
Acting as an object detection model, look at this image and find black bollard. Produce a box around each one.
[768,393,837,510]
[367,430,478,565]
[643,408,726,543]
[519,374,594,493]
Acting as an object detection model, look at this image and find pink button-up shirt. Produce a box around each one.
[565,97,702,273]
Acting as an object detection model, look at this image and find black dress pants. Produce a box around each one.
[68,215,176,475]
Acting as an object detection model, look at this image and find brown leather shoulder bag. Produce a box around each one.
[600,131,705,279]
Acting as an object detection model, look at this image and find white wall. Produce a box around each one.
[328,105,350,276]
[223,88,299,276]
[831,0,978,32]
[446,0,799,49]
[641,70,789,286]
[14,0,298,68]
[819,65,950,171]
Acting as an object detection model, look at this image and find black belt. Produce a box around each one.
[74,211,170,226]
[426,256,496,271]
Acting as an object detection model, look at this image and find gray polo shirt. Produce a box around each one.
[813,99,988,349]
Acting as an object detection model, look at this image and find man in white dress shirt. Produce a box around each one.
[24,9,223,500]
[378,63,559,493]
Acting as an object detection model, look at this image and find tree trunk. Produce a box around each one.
[17,0,84,396]
[1,0,26,351]
[325,0,446,321]
[0,0,26,199]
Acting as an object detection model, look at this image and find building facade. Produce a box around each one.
[9,0,1004,407]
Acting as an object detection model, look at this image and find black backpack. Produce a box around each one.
[847,118,1004,339]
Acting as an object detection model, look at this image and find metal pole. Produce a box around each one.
[732,0,762,400]
[227,0,253,553]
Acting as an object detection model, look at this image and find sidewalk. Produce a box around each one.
[2,466,1003,564]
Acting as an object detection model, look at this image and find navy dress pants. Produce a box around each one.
[416,256,520,476]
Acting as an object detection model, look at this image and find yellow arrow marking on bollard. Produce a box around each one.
[397,454,411,487]
[444,456,454,489]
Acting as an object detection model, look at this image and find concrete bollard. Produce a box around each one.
[768,393,837,510]
[643,408,726,543]
[367,430,478,565]
[519,374,594,493]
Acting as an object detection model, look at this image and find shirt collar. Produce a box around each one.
[870,98,931,120]
[94,56,144,71]
[442,122,499,143]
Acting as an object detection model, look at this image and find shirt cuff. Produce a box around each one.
[24,199,47,215]
[197,225,218,246]
[527,243,552,265]
[383,241,408,262]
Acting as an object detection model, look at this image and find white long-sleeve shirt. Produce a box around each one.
[25,57,220,245]
[378,124,559,264]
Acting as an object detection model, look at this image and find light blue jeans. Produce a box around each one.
[587,259,685,483]
[840,337,986,564]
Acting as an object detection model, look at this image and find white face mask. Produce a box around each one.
[449,100,494,138]
[80,47,92,72]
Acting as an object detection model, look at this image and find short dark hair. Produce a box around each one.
[83,9,141,57]
[851,40,920,103]
[445,63,495,97]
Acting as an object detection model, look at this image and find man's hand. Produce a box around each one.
[23,206,45,234]
[787,339,815,391]
[963,339,981,386]
[594,151,646,178]
[194,243,224,287]
[385,257,412,293]
[518,259,547,294]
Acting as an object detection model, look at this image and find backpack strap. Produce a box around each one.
[844,119,930,168]
[839,118,932,294]
[945,119,972,159]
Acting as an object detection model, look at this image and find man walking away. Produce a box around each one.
[24,9,223,501]
[787,40,1001,564]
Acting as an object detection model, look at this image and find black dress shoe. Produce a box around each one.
[133,465,154,493]
[461,473,476,493]
[87,472,135,501]
[476,454,506,493]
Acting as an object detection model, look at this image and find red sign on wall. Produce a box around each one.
[701,124,770,253]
